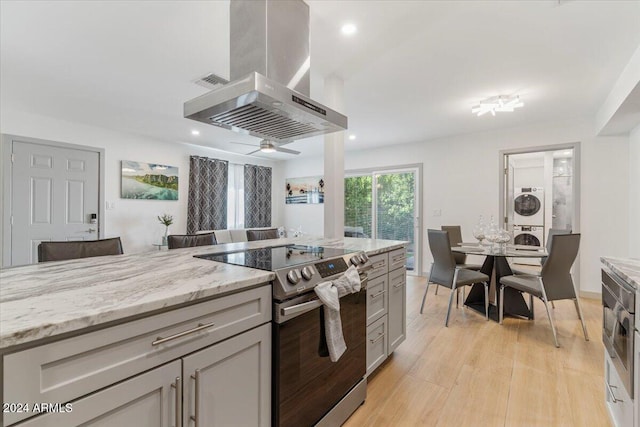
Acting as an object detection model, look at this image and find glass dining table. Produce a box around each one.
[452,244,548,322]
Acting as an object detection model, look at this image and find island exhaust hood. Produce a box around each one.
[184,0,348,143]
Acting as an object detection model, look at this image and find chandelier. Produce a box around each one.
[471,95,524,116]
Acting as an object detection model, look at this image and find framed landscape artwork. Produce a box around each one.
[121,160,179,200]
[285,176,324,204]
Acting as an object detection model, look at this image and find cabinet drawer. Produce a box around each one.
[389,248,407,271]
[367,275,388,324]
[367,253,388,279]
[605,351,634,427]
[4,285,271,425]
[366,315,388,377]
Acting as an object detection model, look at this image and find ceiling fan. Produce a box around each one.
[230,139,300,156]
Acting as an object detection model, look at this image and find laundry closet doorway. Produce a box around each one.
[500,143,581,282]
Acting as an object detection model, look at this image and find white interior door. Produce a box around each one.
[10,140,100,265]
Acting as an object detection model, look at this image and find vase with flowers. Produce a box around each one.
[158,214,173,245]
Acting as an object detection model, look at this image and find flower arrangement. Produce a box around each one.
[158,214,173,244]
[157,214,174,227]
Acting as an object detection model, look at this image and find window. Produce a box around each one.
[345,166,421,273]
[227,163,245,229]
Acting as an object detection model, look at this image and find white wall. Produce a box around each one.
[1,110,284,257]
[282,117,630,294]
[281,153,325,237]
[630,124,640,258]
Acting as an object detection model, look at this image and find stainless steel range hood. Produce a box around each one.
[184,0,347,143]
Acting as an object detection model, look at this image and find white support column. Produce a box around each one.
[324,75,345,239]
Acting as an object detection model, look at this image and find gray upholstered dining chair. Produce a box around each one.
[246,228,279,241]
[38,237,124,262]
[434,226,483,296]
[167,232,216,249]
[421,229,490,326]
[511,228,571,275]
[499,233,588,347]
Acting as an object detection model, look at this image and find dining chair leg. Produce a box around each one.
[461,287,466,308]
[434,284,439,295]
[420,282,431,314]
[499,285,505,324]
[574,298,590,341]
[551,301,555,309]
[456,288,459,308]
[484,283,489,320]
[529,294,535,320]
[445,286,456,327]
[542,298,560,348]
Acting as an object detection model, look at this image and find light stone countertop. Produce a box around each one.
[601,257,640,290]
[0,237,406,349]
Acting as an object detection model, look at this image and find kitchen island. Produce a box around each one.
[0,236,406,426]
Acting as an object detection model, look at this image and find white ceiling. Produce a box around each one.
[1,0,639,160]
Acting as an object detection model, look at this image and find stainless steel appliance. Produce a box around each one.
[603,268,635,397]
[184,0,348,143]
[196,245,371,426]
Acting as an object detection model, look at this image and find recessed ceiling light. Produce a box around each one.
[341,23,357,36]
[348,134,356,140]
[191,130,200,136]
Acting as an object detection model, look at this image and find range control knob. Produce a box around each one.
[287,269,301,284]
[360,253,369,263]
[301,266,314,281]
[350,256,360,266]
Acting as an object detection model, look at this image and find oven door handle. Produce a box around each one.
[281,299,324,317]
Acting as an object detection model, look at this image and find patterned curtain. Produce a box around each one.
[244,164,272,227]
[187,156,228,234]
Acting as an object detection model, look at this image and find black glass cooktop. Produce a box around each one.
[195,245,356,271]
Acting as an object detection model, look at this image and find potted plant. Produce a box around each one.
[158,214,174,245]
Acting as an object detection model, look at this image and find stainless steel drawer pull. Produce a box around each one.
[370,332,385,344]
[191,369,201,426]
[152,322,215,346]
[392,256,405,263]
[393,281,405,288]
[372,261,386,269]
[171,376,182,427]
[606,382,623,403]
[370,290,386,299]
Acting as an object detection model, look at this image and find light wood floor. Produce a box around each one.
[344,275,610,427]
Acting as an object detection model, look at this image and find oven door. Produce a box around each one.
[603,281,635,397]
[273,289,366,427]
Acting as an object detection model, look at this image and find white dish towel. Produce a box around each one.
[314,266,362,362]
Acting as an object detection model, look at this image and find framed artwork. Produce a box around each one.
[285,176,324,204]
[121,160,179,200]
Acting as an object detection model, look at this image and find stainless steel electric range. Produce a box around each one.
[195,244,371,427]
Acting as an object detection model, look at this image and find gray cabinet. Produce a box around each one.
[366,274,388,324]
[183,323,271,427]
[4,285,272,427]
[366,315,388,374]
[15,361,181,427]
[365,247,407,377]
[388,266,407,353]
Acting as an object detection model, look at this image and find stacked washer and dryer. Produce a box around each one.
[513,187,545,247]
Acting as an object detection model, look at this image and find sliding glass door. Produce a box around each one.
[345,167,420,274]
